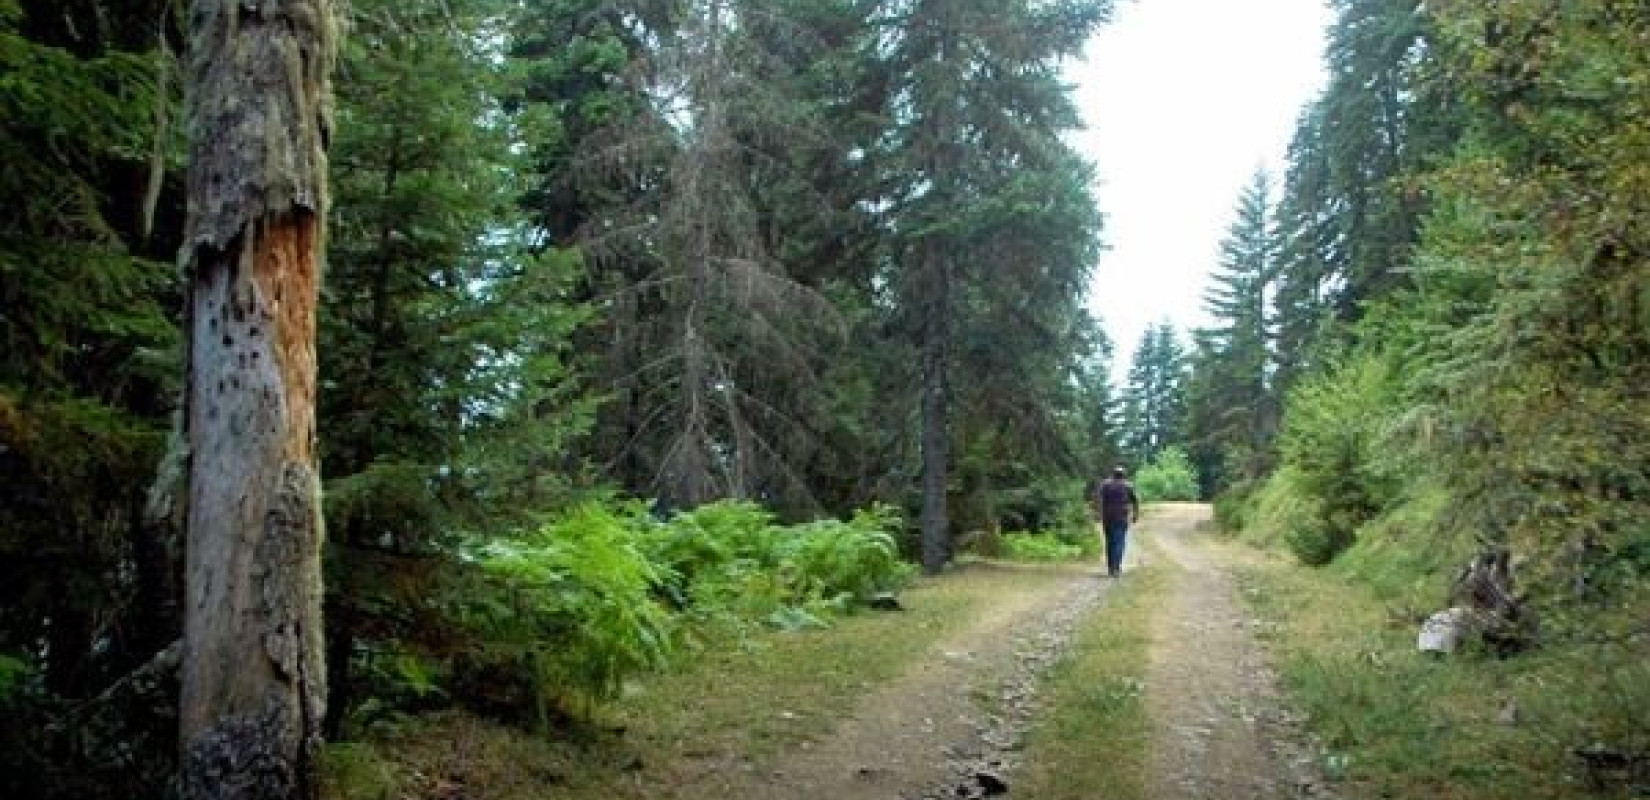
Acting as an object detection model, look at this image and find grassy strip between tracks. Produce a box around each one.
[1014,562,1167,800]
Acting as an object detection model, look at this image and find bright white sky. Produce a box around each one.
[1067,0,1331,381]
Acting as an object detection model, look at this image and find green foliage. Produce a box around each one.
[1242,556,1650,799]
[1134,446,1200,502]
[1186,171,1280,492]
[1211,479,1259,533]
[0,654,26,705]
[1119,322,1187,464]
[1390,0,1650,606]
[380,500,918,727]
[1271,353,1402,564]
[648,501,913,625]
[464,504,675,718]
[0,0,183,701]
[320,742,398,800]
[785,507,913,605]
[1001,532,1087,563]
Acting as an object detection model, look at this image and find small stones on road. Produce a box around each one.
[911,576,1108,800]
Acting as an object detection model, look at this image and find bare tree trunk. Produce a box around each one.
[178,2,337,799]
[919,245,951,575]
[917,5,957,576]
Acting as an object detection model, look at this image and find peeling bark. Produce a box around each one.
[178,2,336,799]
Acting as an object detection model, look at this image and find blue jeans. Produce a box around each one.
[1103,519,1129,575]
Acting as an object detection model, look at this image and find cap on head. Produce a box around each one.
[1111,466,1127,478]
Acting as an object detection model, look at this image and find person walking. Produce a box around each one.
[1092,466,1140,578]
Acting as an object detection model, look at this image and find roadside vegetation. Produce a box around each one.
[1232,538,1649,799]
[1187,3,1649,796]
[321,562,1073,800]
[330,500,911,741]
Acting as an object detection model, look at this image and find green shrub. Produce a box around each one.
[1274,355,1403,564]
[641,500,912,625]
[1135,446,1200,501]
[0,654,27,706]
[371,500,915,727]
[463,504,676,721]
[1212,479,1259,533]
[1046,480,1103,551]
[1284,518,1353,567]
[320,742,397,800]
[782,505,912,605]
[1002,531,1087,562]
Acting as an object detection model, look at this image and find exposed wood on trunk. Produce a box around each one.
[178,1,337,798]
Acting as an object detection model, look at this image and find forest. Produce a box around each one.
[1,0,1645,798]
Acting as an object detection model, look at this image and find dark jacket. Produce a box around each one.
[1096,478,1139,524]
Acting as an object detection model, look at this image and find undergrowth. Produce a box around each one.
[322,563,1061,800]
[1000,530,1093,562]
[1234,551,1650,799]
[337,500,913,738]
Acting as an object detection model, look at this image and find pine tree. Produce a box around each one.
[1407,0,1650,587]
[516,0,853,512]
[315,0,598,734]
[1188,170,1278,489]
[877,0,1110,572]
[1119,322,1187,465]
[0,0,183,705]
[1268,0,1457,378]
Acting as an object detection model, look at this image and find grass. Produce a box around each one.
[1013,561,1166,800]
[321,561,1079,800]
[1230,540,1650,800]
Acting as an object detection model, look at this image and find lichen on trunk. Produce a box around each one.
[178,1,336,798]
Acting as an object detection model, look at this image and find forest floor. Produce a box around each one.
[330,505,1330,800]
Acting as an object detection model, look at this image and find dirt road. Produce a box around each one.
[655,503,1321,800]
[711,560,1109,800]
[1141,503,1326,800]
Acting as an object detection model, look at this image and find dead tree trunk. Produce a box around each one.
[918,243,951,575]
[1450,546,1539,654]
[178,2,337,799]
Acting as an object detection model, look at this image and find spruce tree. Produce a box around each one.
[1120,322,1187,465]
[1188,170,1278,489]
[876,0,1109,572]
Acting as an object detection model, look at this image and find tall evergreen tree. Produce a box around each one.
[1270,103,1336,393]
[1187,170,1278,490]
[1119,322,1187,465]
[316,0,596,734]
[876,0,1110,572]
[1268,0,1458,383]
[516,0,856,512]
[0,3,188,795]
[1407,0,1650,588]
[0,0,182,702]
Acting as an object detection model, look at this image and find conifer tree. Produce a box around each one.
[315,0,597,733]
[1188,171,1278,489]
[0,6,192,793]
[877,0,1109,572]
[1408,0,1650,587]
[1119,322,1187,465]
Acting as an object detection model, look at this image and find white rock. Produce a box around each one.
[1418,606,1477,653]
